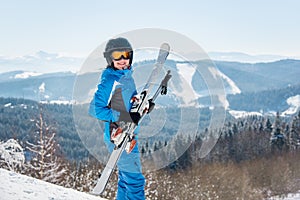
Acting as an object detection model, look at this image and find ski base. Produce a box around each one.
[91,136,129,195]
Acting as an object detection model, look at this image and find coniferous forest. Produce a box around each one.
[0,97,300,199]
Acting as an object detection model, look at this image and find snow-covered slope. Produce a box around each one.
[281,95,300,116]
[0,168,106,200]
[269,193,300,200]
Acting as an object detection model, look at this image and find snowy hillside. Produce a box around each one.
[1,167,299,200]
[269,193,300,200]
[0,168,106,200]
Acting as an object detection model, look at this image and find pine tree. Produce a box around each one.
[289,113,300,150]
[265,118,273,132]
[25,107,67,185]
[270,112,286,152]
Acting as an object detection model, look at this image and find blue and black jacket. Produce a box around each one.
[89,66,137,142]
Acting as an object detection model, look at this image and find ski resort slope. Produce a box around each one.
[1,167,300,200]
[0,168,106,200]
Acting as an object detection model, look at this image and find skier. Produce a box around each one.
[89,37,145,200]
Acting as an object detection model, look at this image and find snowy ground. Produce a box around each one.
[269,193,300,200]
[0,168,106,200]
[1,168,300,200]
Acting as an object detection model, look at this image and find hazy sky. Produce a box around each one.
[1,0,299,58]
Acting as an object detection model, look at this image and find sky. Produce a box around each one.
[0,0,300,58]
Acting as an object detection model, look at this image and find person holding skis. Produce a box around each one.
[89,37,146,200]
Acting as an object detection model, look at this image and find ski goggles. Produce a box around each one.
[111,51,132,61]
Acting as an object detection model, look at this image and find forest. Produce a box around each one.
[0,97,300,199]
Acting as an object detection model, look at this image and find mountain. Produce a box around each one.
[208,52,291,63]
[0,51,84,74]
[0,168,106,200]
[0,71,76,102]
[0,51,294,74]
[214,59,300,92]
[0,59,299,117]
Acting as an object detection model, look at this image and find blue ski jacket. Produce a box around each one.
[89,66,146,200]
[89,66,137,142]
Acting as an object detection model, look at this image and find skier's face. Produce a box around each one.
[112,58,130,70]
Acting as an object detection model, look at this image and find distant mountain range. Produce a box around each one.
[0,51,83,73]
[0,70,76,102]
[0,59,299,118]
[208,52,292,63]
[1,51,298,74]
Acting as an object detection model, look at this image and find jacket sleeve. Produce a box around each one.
[89,71,119,122]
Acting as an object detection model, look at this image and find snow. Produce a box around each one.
[40,100,74,105]
[229,110,263,119]
[4,103,12,107]
[173,63,199,107]
[0,168,106,200]
[208,66,241,95]
[0,139,25,171]
[281,95,300,116]
[14,72,42,79]
[229,95,300,119]
[48,100,74,105]
[39,82,46,93]
[269,192,300,200]
[207,66,233,109]
[176,63,199,97]
[176,64,195,91]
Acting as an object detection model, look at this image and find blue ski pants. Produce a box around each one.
[106,141,145,200]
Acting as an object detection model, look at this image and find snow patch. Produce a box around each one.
[0,168,106,200]
[207,66,233,109]
[229,110,263,119]
[281,95,300,116]
[49,100,74,105]
[269,192,300,200]
[14,72,42,79]
[39,82,46,93]
[175,63,199,106]
[207,66,241,95]
[4,103,12,107]
[176,63,198,96]
[209,67,241,95]
[40,100,74,105]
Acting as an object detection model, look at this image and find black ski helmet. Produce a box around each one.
[103,37,133,67]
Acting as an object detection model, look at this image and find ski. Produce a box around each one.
[91,43,170,195]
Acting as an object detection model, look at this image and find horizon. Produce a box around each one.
[0,50,299,74]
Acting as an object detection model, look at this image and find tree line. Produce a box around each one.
[1,97,300,199]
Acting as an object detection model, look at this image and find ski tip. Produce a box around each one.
[90,191,101,196]
[90,189,105,196]
[160,43,170,52]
